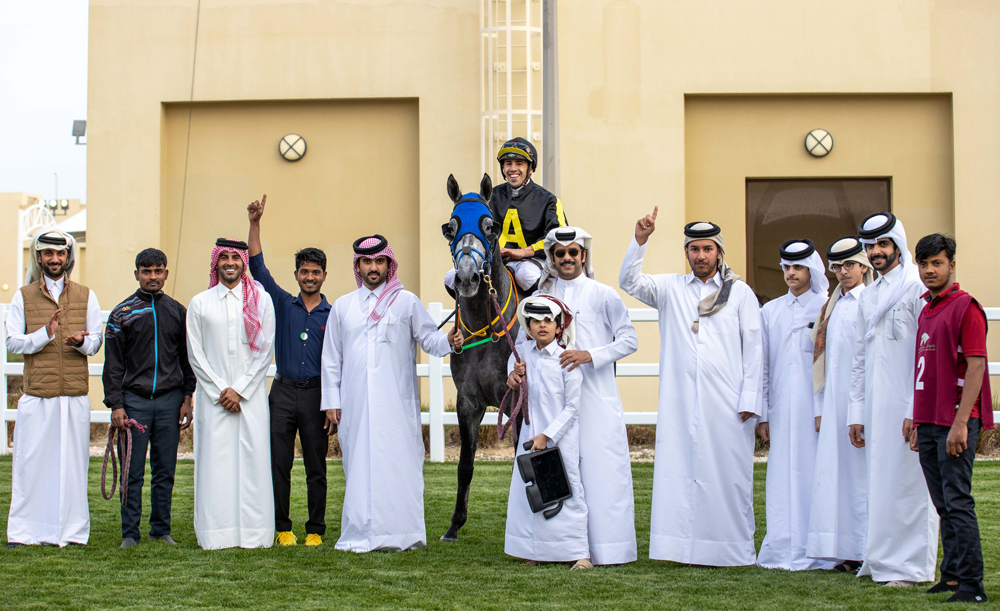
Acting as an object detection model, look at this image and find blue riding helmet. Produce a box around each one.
[443,193,496,271]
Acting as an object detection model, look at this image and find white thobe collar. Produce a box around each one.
[559,274,589,288]
[685,270,722,287]
[876,262,904,286]
[531,340,560,356]
[361,282,386,301]
[842,283,865,300]
[785,289,820,309]
[43,275,66,301]
[215,280,243,301]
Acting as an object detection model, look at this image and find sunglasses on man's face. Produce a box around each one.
[554,248,581,259]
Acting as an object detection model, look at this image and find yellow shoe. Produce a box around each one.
[276,531,297,546]
[304,534,322,547]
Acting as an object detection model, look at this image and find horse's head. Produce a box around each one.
[442,173,497,298]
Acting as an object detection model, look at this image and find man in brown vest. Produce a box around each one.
[5,230,103,547]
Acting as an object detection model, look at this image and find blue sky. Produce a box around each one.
[0,0,88,201]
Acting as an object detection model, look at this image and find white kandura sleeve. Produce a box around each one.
[618,237,663,308]
[4,291,53,355]
[410,295,452,358]
[186,297,228,406]
[320,304,344,412]
[543,365,582,445]
[758,307,771,423]
[231,294,276,400]
[587,288,638,371]
[737,288,764,417]
[847,305,867,427]
[74,290,104,356]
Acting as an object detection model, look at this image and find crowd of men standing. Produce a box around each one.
[2,137,991,603]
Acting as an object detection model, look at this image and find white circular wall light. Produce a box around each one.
[805,129,833,157]
[279,134,307,161]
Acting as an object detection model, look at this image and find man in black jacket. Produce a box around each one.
[445,137,567,293]
[103,248,195,549]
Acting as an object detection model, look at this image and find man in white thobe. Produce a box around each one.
[848,213,938,585]
[806,237,873,571]
[756,239,834,571]
[619,209,763,566]
[534,227,639,565]
[322,235,461,553]
[6,230,102,547]
[187,238,276,550]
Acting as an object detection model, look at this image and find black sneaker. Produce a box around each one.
[945,591,988,604]
[927,581,960,594]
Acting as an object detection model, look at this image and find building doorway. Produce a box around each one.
[746,178,890,304]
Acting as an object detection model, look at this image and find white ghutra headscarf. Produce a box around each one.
[857,212,920,340]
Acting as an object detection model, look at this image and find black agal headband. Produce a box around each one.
[353,234,388,256]
[683,222,721,239]
[38,233,69,246]
[858,212,897,240]
[827,236,864,260]
[779,239,815,261]
[215,238,248,250]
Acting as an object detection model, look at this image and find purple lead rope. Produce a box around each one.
[101,418,148,507]
[491,290,529,444]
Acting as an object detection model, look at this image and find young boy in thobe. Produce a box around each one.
[504,295,591,570]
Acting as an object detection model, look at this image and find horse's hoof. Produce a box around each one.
[440,531,459,542]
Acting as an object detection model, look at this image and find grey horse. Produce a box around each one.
[440,173,529,541]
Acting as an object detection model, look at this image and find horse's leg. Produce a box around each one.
[441,394,485,542]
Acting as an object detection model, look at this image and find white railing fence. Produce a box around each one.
[3,303,999,462]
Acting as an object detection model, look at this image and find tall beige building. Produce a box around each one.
[85,0,1000,409]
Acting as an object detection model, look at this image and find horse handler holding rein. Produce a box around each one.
[248,196,332,547]
[321,235,464,552]
[103,248,195,549]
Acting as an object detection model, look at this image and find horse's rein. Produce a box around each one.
[485,272,529,443]
[101,418,148,507]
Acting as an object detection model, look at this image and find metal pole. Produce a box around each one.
[542,0,560,196]
[428,302,446,462]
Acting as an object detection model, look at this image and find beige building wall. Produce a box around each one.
[88,0,1000,411]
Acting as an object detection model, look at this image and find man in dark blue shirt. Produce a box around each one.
[248,195,331,546]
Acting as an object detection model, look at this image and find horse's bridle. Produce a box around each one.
[447,196,495,274]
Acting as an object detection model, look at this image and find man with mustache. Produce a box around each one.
[619,210,763,567]
[806,237,873,573]
[187,238,276,549]
[6,230,103,548]
[322,235,462,552]
[756,239,834,571]
[847,212,938,586]
[103,248,196,548]
[911,233,992,604]
[247,196,331,547]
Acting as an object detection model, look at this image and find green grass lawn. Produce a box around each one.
[0,457,997,610]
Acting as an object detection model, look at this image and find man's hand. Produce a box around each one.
[448,326,464,351]
[64,331,88,347]
[739,411,755,422]
[219,388,242,413]
[634,206,658,246]
[507,371,523,391]
[179,395,193,430]
[46,309,61,339]
[946,421,969,459]
[501,247,534,262]
[324,409,341,436]
[849,424,865,448]
[111,408,127,429]
[528,433,550,451]
[559,350,592,372]
[513,360,526,377]
[902,418,913,443]
[757,422,770,444]
[909,428,919,453]
[247,194,266,223]
[815,416,822,433]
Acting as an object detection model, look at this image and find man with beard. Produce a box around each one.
[912,233,992,604]
[248,195,331,547]
[103,248,196,548]
[806,237,873,573]
[6,230,103,547]
[187,238,276,549]
[322,235,462,552]
[445,137,567,293]
[756,239,834,571]
[619,209,763,566]
[847,212,937,586]
[513,226,639,565]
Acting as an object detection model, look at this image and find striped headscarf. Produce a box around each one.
[209,239,264,355]
[353,235,404,327]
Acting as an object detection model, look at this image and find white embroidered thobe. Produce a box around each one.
[757,289,834,571]
[619,237,763,566]
[6,276,102,546]
[321,286,451,553]
[505,341,589,562]
[848,263,938,582]
[541,275,638,565]
[807,284,868,562]
[187,282,276,550]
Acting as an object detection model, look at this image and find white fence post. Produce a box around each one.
[1,304,8,455]
[428,302,446,463]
